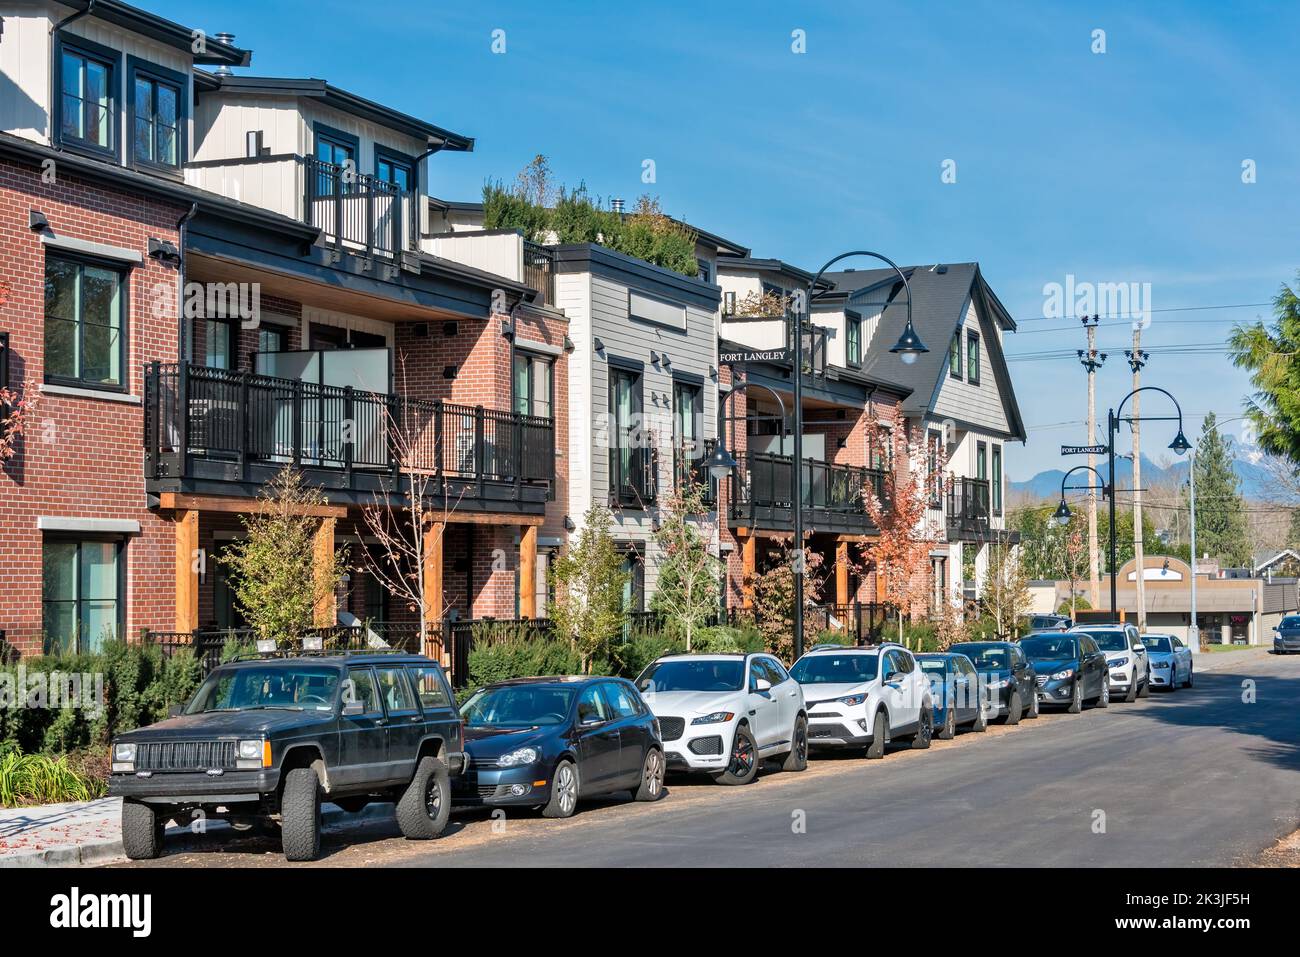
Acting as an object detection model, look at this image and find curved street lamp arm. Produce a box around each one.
[1059,464,1110,499]
[717,379,789,453]
[806,250,913,330]
[1115,385,1184,424]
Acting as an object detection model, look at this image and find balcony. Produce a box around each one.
[673,440,717,506]
[727,452,888,534]
[522,240,556,306]
[143,363,554,514]
[946,477,991,541]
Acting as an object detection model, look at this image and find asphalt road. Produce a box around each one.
[113,648,1300,868]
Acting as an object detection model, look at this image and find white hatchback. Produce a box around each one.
[635,653,808,786]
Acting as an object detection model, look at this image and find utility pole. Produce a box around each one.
[1078,316,1106,610]
[1188,448,1200,652]
[1126,335,1149,631]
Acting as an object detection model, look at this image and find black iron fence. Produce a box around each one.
[144,623,426,674]
[522,240,555,306]
[728,452,888,521]
[947,477,991,539]
[303,156,416,257]
[144,362,554,497]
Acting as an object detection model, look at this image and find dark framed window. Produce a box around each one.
[44,254,128,390]
[0,331,9,390]
[128,57,185,171]
[695,258,712,283]
[513,350,554,418]
[375,145,416,193]
[976,441,988,480]
[204,318,234,370]
[949,330,962,379]
[673,379,703,456]
[846,315,862,367]
[927,429,943,507]
[609,362,649,506]
[42,536,124,655]
[618,544,645,613]
[967,331,981,384]
[57,37,117,157]
[992,444,1003,516]
[314,124,359,196]
[257,323,288,354]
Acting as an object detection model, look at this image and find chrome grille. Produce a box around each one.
[658,716,685,741]
[135,740,238,772]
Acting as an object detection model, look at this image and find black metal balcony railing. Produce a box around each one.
[609,443,658,508]
[303,156,416,257]
[522,239,555,306]
[727,452,888,529]
[144,363,554,506]
[947,477,991,539]
[673,440,717,505]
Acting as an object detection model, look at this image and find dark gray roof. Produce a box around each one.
[821,263,1026,441]
[62,0,250,66]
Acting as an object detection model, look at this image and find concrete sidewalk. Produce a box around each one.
[0,796,395,867]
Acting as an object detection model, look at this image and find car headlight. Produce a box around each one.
[112,743,136,772]
[835,694,867,707]
[235,738,271,770]
[1153,660,1171,668]
[691,711,735,725]
[237,740,263,760]
[1110,657,1129,668]
[1051,668,1075,681]
[497,747,540,768]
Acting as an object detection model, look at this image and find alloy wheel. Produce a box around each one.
[730,732,755,777]
[555,764,577,814]
[644,750,663,797]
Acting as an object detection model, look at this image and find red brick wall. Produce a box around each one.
[0,159,185,655]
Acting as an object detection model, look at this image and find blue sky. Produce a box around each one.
[163,0,1299,479]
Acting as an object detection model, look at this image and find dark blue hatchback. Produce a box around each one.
[915,653,987,738]
[453,676,665,818]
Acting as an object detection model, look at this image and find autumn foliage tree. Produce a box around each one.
[862,408,947,642]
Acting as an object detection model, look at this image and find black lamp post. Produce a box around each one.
[1057,387,1190,619]
[787,251,926,658]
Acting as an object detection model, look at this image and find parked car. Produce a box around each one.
[454,676,664,818]
[1069,623,1150,702]
[1017,633,1109,712]
[635,653,808,785]
[1273,615,1300,654]
[915,652,988,738]
[1025,614,1072,632]
[1141,634,1194,689]
[788,643,935,758]
[109,650,465,861]
[948,640,1040,724]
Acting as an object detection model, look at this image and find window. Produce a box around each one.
[44,256,127,389]
[204,319,233,370]
[407,666,453,711]
[949,330,962,379]
[59,42,115,155]
[846,315,862,367]
[577,685,612,724]
[992,445,1003,516]
[375,147,414,192]
[257,324,287,354]
[967,331,981,384]
[673,379,702,457]
[42,537,122,654]
[976,441,988,481]
[344,668,381,714]
[602,682,642,719]
[129,61,183,169]
[375,668,417,713]
[927,429,943,507]
[619,545,645,613]
[314,125,358,196]
[609,364,648,505]
[513,351,553,418]
[695,259,712,283]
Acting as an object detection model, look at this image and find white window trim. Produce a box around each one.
[41,383,141,404]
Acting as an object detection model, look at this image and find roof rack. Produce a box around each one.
[227,647,419,664]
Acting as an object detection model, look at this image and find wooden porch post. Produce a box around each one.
[174,510,200,633]
[312,517,337,627]
[741,535,757,609]
[423,520,445,663]
[519,524,538,619]
[836,541,850,609]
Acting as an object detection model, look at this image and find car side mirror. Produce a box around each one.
[1134,645,1146,655]
[581,714,604,726]
[342,700,364,717]
[753,678,772,693]
[884,670,900,683]
[167,703,184,718]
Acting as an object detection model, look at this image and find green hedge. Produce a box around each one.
[0,748,107,807]
[0,640,203,756]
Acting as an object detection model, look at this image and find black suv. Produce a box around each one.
[109,650,465,861]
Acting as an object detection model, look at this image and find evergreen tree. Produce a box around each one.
[1229,272,1300,462]
[1183,412,1251,567]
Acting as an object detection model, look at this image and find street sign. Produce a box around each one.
[719,347,792,365]
[1061,444,1108,455]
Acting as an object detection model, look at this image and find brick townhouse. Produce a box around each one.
[0,0,566,667]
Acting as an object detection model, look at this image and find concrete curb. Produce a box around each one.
[0,799,397,868]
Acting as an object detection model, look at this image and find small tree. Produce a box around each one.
[550,504,628,673]
[747,544,824,661]
[1063,524,1087,620]
[863,408,946,644]
[650,479,720,651]
[217,467,348,644]
[984,539,1031,639]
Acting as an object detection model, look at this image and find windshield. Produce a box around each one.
[791,653,879,684]
[1075,630,1128,652]
[460,686,576,727]
[1141,636,1172,653]
[1018,635,1078,660]
[1281,616,1300,629]
[186,666,340,714]
[638,659,745,693]
[953,645,1009,670]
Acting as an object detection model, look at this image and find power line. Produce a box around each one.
[1012,302,1272,334]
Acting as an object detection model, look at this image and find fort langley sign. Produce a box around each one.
[719,347,793,364]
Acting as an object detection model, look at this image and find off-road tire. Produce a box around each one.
[121,799,165,860]
[281,767,322,861]
[396,756,451,840]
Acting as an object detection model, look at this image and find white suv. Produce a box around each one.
[635,653,808,786]
[1068,624,1150,702]
[789,643,935,758]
